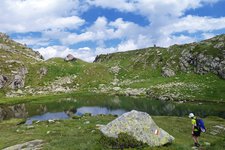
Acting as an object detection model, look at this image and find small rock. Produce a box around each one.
[84,121,90,124]
[35,120,41,124]
[113,87,121,91]
[192,146,198,150]
[96,124,104,129]
[161,67,176,77]
[26,126,35,129]
[210,131,218,135]
[16,89,23,94]
[91,130,95,133]
[204,142,211,146]
[109,66,121,74]
[48,119,55,123]
[39,67,48,77]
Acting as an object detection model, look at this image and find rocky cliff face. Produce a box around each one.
[0,32,44,91]
[94,34,225,80]
[180,50,225,79]
[0,33,43,61]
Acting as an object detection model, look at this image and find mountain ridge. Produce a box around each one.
[0,32,225,101]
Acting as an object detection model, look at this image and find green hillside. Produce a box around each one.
[0,32,225,102]
[93,34,225,101]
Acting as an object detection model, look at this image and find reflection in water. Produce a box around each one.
[0,104,28,120]
[26,112,69,125]
[1,95,225,124]
[25,107,126,124]
[75,107,126,116]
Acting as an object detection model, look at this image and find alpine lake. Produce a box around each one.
[0,94,225,149]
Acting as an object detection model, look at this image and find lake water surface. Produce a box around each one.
[0,95,224,124]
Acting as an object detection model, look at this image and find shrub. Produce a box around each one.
[100,132,147,149]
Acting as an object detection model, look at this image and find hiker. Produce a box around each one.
[189,113,201,147]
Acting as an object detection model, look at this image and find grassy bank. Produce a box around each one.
[0,115,224,150]
[0,92,105,105]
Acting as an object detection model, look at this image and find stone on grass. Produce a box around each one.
[64,54,76,61]
[3,139,44,150]
[161,67,175,77]
[99,110,174,147]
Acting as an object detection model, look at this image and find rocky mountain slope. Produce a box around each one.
[0,32,225,101]
[94,35,225,79]
[0,33,43,92]
[93,35,225,101]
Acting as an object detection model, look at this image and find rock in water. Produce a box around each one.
[99,110,174,147]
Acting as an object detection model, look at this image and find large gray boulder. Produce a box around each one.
[64,54,76,62]
[99,110,174,147]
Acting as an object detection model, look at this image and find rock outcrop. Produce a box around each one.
[11,67,28,89]
[3,139,44,150]
[99,110,174,147]
[64,54,76,62]
[180,51,225,79]
[161,67,175,77]
[39,67,48,78]
[0,75,8,89]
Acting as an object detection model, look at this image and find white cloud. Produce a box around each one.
[95,35,153,56]
[87,0,135,12]
[2,0,225,62]
[87,0,219,18]
[162,15,225,34]
[117,40,138,52]
[201,33,215,39]
[35,46,95,62]
[85,0,224,44]
[157,35,197,47]
[62,17,149,46]
[0,0,85,33]
[15,37,50,47]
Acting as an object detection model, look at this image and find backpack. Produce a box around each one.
[196,118,206,132]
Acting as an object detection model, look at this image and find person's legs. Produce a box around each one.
[195,136,199,144]
[192,133,200,147]
[192,136,198,143]
[192,135,196,143]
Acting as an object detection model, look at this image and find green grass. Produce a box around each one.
[0,115,224,150]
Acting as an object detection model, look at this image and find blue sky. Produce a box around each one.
[1,0,225,62]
